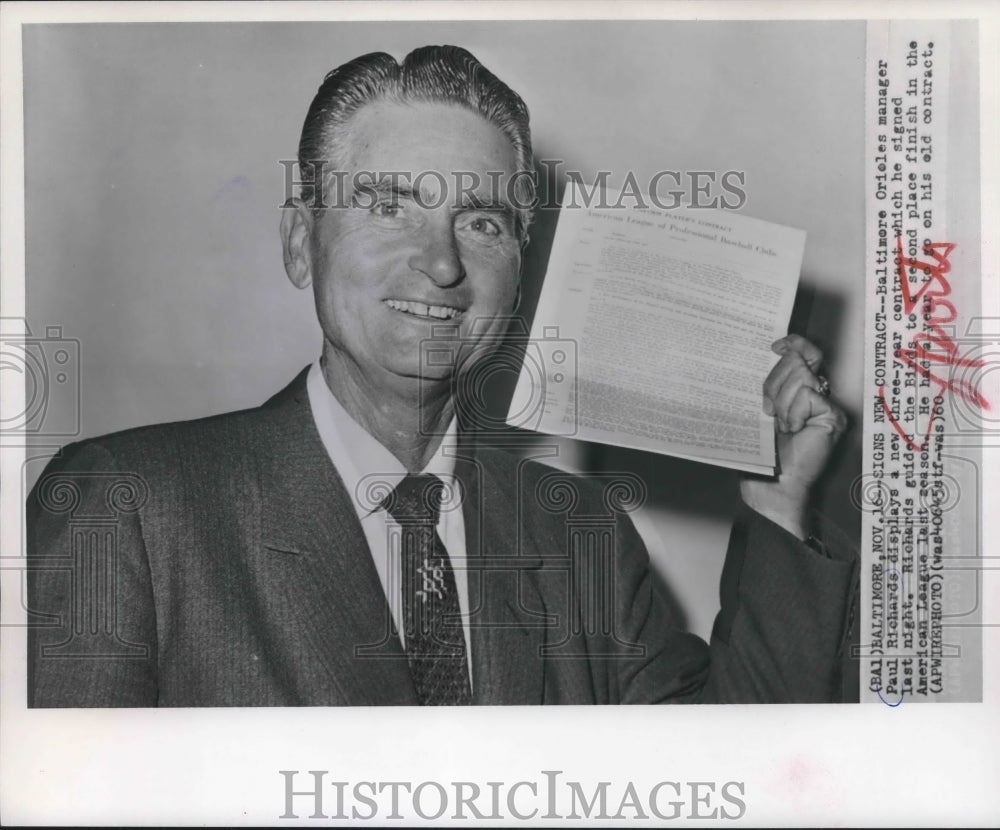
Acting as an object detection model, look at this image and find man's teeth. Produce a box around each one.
[384,299,460,319]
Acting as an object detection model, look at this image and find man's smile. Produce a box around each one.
[383,298,464,320]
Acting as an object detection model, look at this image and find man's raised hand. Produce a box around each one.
[740,334,848,539]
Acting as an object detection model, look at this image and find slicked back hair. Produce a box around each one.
[297,45,535,246]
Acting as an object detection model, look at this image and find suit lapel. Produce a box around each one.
[256,372,417,705]
[458,449,548,705]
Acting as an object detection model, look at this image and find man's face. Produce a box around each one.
[304,101,523,391]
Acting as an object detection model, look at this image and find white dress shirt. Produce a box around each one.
[305,361,472,683]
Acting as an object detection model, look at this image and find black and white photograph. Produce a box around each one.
[1,1,997,825]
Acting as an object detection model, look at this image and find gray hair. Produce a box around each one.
[297,45,535,246]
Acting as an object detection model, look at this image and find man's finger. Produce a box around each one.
[764,352,809,414]
[786,386,846,435]
[772,334,824,371]
[773,360,817,429]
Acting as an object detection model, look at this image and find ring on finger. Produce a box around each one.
[816,375,831,397]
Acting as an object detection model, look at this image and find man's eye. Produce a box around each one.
[465,216,501,237]
[372,201,402,218]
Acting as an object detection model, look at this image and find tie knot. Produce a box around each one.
[381,473,445,524]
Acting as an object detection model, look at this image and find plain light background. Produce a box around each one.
[24,20,867,641]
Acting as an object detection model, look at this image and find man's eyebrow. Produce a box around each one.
[353,179,416,201]
[455,192,516,215]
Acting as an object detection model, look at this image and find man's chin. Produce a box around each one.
[391,363,457,387]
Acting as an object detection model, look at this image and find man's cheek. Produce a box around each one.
[479,265,521,306]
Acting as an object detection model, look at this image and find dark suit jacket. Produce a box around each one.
[27,369,857,706]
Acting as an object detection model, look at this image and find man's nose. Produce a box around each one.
[407,219,465,287]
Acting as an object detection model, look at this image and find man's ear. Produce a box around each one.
[279,198,314,289]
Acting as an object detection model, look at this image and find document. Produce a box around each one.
[509,182,807,474]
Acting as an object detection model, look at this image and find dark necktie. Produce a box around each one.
[381,473,472,705]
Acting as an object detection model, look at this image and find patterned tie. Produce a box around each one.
[381,473,472,705]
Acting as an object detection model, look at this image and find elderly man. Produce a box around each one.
[28,45,854,707]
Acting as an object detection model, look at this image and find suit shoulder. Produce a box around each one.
[38,368,309,476]
[32,398,289,496]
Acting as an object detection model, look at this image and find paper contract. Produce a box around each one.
[508,182,806,474]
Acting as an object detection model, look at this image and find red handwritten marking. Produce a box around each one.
[879,236,988,452]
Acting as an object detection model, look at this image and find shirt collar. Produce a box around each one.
[306,361,459,516]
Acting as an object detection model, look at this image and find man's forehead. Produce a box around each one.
[332,101,522,212]
[341,101,518,176]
